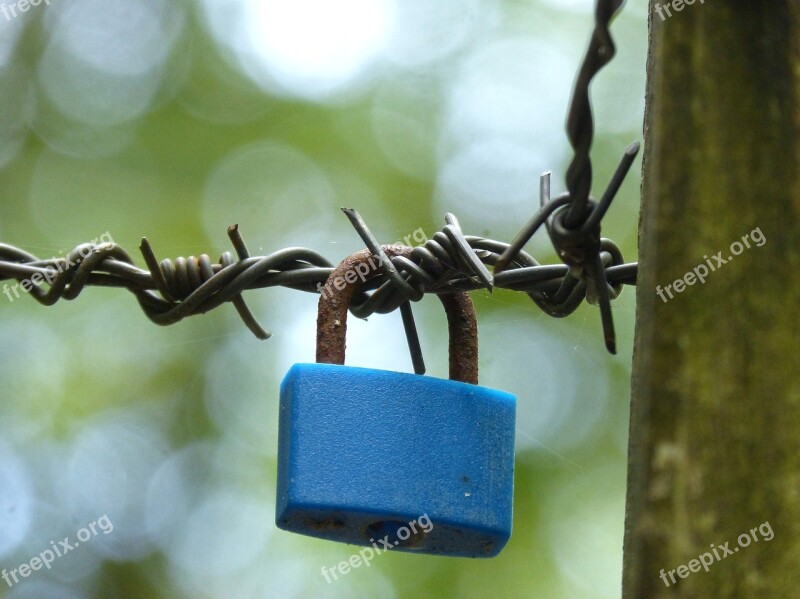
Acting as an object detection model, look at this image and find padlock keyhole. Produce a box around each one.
[365,520,426,550]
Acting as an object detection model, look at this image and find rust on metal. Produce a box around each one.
[316,244,478,384]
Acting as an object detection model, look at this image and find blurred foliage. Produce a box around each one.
[0,0,646,597]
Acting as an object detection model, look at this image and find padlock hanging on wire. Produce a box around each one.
[275,245,517,558]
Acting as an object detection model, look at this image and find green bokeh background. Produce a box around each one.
[0,1,647,597]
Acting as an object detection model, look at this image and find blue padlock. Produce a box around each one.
[276,246,516,557]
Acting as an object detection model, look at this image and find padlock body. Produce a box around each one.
[276,363,516,557]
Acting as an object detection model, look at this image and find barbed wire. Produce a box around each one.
[0,0,638,360]
[494,0,636,353]
[0,210,636,346]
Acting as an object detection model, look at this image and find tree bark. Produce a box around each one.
[623,2,800,598]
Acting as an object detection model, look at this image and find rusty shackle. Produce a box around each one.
[316,245,478,384]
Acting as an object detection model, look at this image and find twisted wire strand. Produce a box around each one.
[0,213,637,348]
[564,0,627,227]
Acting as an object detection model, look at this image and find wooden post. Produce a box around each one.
[623,2,800,597]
